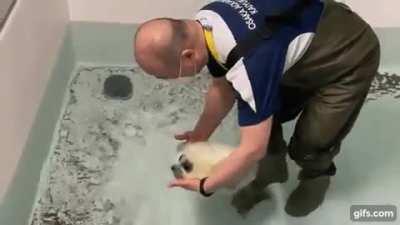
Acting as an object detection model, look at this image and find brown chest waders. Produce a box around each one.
[278,0,380,178]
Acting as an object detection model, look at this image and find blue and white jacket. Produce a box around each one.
[195,0,324,126]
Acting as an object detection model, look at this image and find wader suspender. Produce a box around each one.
[207,0,312,76]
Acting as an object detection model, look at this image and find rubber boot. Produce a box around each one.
[231,153,288,215]
[285,163,336,217]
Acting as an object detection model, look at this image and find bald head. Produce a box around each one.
[134,18,189,77]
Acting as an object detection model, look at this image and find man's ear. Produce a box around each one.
[181,49,195,60]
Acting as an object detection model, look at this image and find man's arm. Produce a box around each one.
[169,116,273,192]
[204,116,273,192]
[190,77,236,140]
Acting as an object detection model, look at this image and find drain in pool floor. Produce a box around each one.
[103,75,133,100]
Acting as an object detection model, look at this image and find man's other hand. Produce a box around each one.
[174,131,208,143]
[168,178,201,192]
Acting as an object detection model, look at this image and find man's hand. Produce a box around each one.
[168,178,201,192]
[174,131,208,143]
[176,78,235,144]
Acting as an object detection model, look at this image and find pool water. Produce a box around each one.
[28,62,400,225]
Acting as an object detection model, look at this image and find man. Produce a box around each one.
[134,0,380,217]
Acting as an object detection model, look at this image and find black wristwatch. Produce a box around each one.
[199,177,214,197]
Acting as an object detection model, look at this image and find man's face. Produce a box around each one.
[134,18,208,80]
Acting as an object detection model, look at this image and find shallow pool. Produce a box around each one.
[4,23,400,225]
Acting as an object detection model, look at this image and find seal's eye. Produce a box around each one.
[181,160,193,173]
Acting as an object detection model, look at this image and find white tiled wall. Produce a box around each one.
[67,0,400,27]
[67,0,204,24]
[0,0,69,201]
[343,0,400,27]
